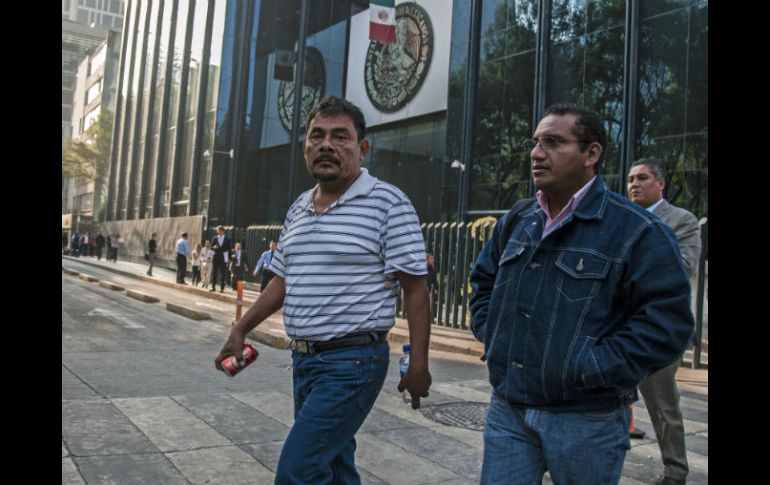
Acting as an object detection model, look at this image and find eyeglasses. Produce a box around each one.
[520,136,586,152]
[307,131,358,148]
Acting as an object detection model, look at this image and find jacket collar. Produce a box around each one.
[521,175,609,223]
[569,175,609,221]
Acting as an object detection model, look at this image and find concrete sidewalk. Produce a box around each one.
[62,254,706,387]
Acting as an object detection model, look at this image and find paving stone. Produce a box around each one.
[173,393,290,444]
[112,396,230,452]
[62,458,85,485]
[73,453,188,485]
[166,446,275,484]
[62,399,157,456]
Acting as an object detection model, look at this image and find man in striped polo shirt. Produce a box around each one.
[215,96,432,485]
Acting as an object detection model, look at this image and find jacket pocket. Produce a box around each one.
[572,335,606,390]
[554,250,611,302]
[494,241,526,288]
[499,241,526,266]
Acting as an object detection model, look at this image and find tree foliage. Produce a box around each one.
[62,109,113,184]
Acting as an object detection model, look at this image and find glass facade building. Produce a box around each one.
[106,0,707,227]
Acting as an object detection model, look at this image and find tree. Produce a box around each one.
[62,109,113,185]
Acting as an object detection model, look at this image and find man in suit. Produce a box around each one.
[229,242,249,291]
[210,225,232,293]
[628,158,701,485]
[94,231,106,261]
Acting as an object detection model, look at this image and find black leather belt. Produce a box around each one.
[290,331,388,354]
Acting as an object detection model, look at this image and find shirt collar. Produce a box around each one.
[536,175,597,217]
[298,168,377,213]
[645,198,665,213]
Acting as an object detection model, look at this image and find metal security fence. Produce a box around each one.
[415,220,497,330]
[204,225,282,285]
[207,218,708,369]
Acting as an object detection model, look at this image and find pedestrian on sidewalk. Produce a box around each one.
[229,242,248,291]
[210,226,232,293]
[628,158,701,485]
[71,232,80,257]
[191,243,204,286]
[95,231,106,261]
[200,240,213,289]
[175,232,190,284]
[146,232,158,276]
[252,240,277,291]
[469,104,694,485]
[109,233,120,262]
[80,233,89,257]
[215,96,432,485]
[87,233,95,257]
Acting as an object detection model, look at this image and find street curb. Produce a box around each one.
[62,267,80,276]
[247,327,292,349]
[167,302,211,320]
[99,281,125,291]
[387,328,484,357]
[126,289,160,303]
[62,256,261,306]
[78,273,99,282]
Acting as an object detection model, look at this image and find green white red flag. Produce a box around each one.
[369,0,396,44]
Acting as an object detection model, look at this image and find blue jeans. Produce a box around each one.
[481,391,631,485]
[275,340,389,485]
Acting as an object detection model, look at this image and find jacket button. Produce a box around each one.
[511,361,524,369]
[519,311,531,319]
[529,262,541,269]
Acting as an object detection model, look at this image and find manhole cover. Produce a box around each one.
[420,402,488,431]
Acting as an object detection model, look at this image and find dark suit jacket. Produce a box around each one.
[229,250,248,271]
[210,235,232,264]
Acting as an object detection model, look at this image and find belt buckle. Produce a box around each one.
[291,340,311,354]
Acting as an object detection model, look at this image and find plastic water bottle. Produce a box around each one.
[399,344,411,405]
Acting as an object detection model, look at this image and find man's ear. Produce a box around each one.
[584,142,603,170]
[359,138,370,160]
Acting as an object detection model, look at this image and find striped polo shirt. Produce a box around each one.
[270,168,427,341]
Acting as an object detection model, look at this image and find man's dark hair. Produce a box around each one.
[631,158,666,181]
[182,232,188,238]
[543,103,607,171]
[306,96,366,141]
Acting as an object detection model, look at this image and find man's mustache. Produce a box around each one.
[313,155,340,166]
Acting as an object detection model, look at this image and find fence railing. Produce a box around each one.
[205,225,283,285]
[209,217,708,369]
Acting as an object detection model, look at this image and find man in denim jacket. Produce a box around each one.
[469,104,694,485]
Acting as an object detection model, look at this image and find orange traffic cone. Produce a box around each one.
[629,403,646,439]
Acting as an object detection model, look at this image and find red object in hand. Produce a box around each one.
[221,343,259,377]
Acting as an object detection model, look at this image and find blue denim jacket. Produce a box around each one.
[469,178,694,411]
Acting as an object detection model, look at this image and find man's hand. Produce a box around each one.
[397,365,432,409]
[214,330,246,371]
